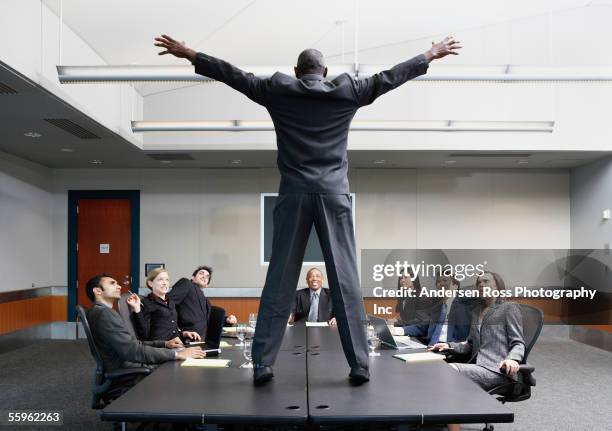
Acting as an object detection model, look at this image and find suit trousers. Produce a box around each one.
[252,193,369,370]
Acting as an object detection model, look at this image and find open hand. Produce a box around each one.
[154,34,197,61]
[126,293,141,313]
[426,36,462,61]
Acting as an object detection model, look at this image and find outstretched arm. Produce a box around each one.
[355,36,462,107]
[154,34,270,106]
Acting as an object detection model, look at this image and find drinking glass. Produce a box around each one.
[240,339,253,368]
[236,323,247,347]
[248,313,257,330]
[367,325,381,357]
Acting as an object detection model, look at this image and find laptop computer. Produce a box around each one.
[367,314,427,350]
[184,306,226,356]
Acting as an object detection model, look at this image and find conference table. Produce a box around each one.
[101,322,513,428]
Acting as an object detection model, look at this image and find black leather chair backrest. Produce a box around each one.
[518,303,544,362]
[205,305,226,348]
[117,293,138,339]
[76,305,106,383]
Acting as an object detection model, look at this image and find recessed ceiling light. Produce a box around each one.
[230,159,242,165]
[517,160,529,165]
[159,160,172,164]
[24,131,42,138]
[373,159,386,165]
[89,159,103,165]
[444,160,457,164]
[60,148,74,152]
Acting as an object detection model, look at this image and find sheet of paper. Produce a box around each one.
[305,322,329,327]
[181,358,231,368]
[219,341,232,347]
[393,352,445,363]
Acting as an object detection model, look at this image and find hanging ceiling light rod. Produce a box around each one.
[57,64,612,83]
[131,120,554,133]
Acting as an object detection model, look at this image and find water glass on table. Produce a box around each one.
[248,313,257,330]
[240,339,253,368]
[236,323,247,347]
[367,325,381,357]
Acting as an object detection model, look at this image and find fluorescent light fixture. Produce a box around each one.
[58,64,612,83]
[57,65,354,83]
[132,120,554,133]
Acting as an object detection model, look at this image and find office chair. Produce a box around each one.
[117,292,139,339]
[205,305,227,348]
[76,305,152,409]
[483,304,544,431]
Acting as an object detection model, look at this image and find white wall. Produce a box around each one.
[570,155,612,249]
[50,167,570,289]
[0,150,571,293]
[0,151,54,293]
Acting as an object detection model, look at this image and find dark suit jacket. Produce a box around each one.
[291,287,334,323]
[395,292,439,326]
[449,301,525,380]
[169,278,211,338]
[87,302,174,372]
[192,53,429,194]
[402,296,479,344]
[132,294,181,342]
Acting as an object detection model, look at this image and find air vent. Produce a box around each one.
[448,153,532,158]
[0,81,18,95]
[147,153,194,161]
[44,118,100,139]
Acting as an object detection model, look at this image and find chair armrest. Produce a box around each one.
[105,367,152,380]
[519,363,536,387]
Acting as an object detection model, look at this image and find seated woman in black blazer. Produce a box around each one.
[128,268,201,344]
[394,268,437,327]
[429,271,525,431]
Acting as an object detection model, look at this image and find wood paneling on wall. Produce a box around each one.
[0,296,67,335]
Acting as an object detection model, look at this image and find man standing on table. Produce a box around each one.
[154,34,461,385]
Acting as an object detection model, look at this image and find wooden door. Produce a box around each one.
[77,199,132,307]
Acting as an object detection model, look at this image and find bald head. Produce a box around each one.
[295,49,327,78]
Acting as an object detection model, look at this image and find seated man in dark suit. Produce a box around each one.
[389,276,477,345]
[288,267,336,326]
[85,274,205,373]
[169,265,238,339]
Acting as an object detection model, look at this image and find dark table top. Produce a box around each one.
[101,348,307,424]
[307,327,513,425]
[103,324,513,426]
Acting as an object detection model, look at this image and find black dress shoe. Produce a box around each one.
[253,365,274,385]
[348,367,370,384]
